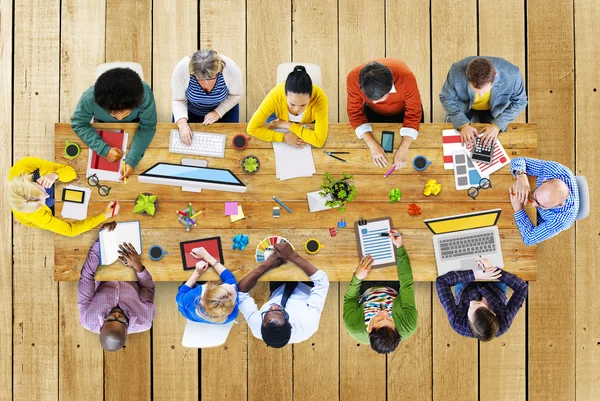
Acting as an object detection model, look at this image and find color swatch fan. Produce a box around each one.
[255,236,295,263]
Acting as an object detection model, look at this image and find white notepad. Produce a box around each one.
[98,221,142,265]
[60,185,91,220]
[273,142,316,181]
[355,217,396,268]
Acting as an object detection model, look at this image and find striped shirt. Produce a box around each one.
[360,286,398,328]
[436,269,528,338]
[78,241,156,334]
[186,73,229,117]
[510,157,579,246]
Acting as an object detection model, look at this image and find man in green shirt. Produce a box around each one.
[71,68,158,179]
[343,230,418,354]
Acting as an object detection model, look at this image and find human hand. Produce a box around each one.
[100,221,117,232]
[36,172,59,188]
[459,124,478,147]
[264,251,285,270]
[393,146,409,170]
[203,110,221,125]
[389,230,403,248]
[273,242,297,261]
[194,260,209,275]
[479,124,500,148]
[177,120,193,146]
[119,164,134,181]
[190,247,217,266]
[476,258,494,270]
[354,255,374,280]
[509,185,524,212]
[106,147,124,163]
[118,242,143,272]
[283,132,307,148]
[103,201,120,219]
[268,118,291,130]
[367,141,388,168]
[513,173,531,203]
[473,266,502,280]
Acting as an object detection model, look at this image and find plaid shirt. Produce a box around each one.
[510,157,579,246]
[78,241,156,334]
[435,269,528,338]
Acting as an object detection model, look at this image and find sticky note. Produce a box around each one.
[230,205,245,222]
[225,202,239,216]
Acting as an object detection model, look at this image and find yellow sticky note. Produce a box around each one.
[230,205,245,222]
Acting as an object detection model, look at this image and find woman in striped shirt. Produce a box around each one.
[172,50,244,145]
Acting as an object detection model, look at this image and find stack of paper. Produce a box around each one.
[60,185,92,220]
[273,142,316,181]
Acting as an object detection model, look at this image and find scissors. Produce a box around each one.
[324,150,349,162]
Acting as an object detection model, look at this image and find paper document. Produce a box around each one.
[306,190,338,212]
[273,142,316,181]
[60,185,92,220]
[98,221,142,265]
[354,217,396,268]
[86,129,128,182]
[465,140,511,177]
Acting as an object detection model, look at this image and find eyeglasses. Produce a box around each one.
[261,305,289,322]
[103,308,129,327]
[531,188,550,210]
[468,178,492,200]
[88,174,111,196]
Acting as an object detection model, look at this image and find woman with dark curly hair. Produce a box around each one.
[71,68,157,180]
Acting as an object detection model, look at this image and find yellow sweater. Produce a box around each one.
[247,83,328,148]
[472,90,491,110]
[9,157,107,237]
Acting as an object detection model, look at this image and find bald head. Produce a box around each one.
[100,321,127,352]
[535,179,570,209]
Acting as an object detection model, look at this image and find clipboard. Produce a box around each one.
[354,216,397,268]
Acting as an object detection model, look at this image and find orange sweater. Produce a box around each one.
[346,58,422,132]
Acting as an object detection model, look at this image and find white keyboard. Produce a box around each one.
[169,129,226,158]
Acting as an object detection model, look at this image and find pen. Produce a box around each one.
[384,166,395,178]
[324,151,346,162]
[111,202,116,217]
[379,232,402,237]
[272,196,292,213]
[121,158,127,185]
[328,152,350,154]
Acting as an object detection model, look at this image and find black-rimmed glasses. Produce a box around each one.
[468,178,492,200]
[261,306,289,322]
[88,174,111,196]
[103,307,129,327]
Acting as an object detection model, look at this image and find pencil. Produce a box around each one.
[272,196,292,213]
[190,210,203,219]
[122,159,127,184]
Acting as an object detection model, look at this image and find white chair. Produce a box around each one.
[276,62,322,87]
[96,62,145,81]
[575,176,589,220]
[181,320,235,349]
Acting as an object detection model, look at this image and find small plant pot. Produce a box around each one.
[331,180,350,202]
[241,155,261,174]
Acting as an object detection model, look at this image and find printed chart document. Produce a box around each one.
[354,217,397,268]
[98,221,142,265]
[442,129,511,177]
[60,185,91,220]
[86,129,128,182]
[273,142,316,181]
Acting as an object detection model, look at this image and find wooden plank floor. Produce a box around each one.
[1,0,597,400]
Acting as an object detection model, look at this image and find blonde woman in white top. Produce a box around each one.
[171,50,244,145]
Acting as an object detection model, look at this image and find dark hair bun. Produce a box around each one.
[294,65,306,73]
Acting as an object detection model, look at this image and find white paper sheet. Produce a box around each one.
[60,185,92,221]
[356,219,396,266]
[86,131,128,182]
[273,142,316,181]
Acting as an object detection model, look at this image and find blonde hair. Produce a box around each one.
[189,50,226,80]
[195,281,237,323]
[7,174,45,213]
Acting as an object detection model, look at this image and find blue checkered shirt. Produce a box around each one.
[510,157,579,246]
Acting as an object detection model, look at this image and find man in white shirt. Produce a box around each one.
[238,242,330,348]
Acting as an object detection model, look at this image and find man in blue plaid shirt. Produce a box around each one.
[509,157,579,246]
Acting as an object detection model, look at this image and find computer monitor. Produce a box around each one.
[138,162,247,193]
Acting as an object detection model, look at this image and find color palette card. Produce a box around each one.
[255,236,295,263]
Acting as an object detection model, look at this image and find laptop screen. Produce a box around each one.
[424,209,501,235]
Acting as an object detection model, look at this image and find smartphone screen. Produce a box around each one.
[381,131,394,153]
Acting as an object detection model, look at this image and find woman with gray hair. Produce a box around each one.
[172,50,244,145]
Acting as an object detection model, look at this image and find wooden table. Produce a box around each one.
[54,122,538,282]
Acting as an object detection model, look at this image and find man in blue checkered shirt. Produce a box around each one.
[509,157,579,246]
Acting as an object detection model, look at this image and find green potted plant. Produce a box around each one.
[133,193,157,216]
[241,155,260,173]
[318,172,357,212]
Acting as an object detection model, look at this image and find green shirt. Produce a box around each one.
[343,246,418,343]
[70,82,157,168]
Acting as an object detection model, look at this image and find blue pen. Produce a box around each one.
[272,196,292,213]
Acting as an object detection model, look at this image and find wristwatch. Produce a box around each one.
[513,169,526,177]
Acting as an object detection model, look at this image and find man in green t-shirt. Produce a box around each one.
[343,230,418,354]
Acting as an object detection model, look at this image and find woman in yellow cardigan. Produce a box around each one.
[247,65,328,148]
[8,157,120,237]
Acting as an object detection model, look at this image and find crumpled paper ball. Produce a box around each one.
[388,188,402,204]
[232,234,249,251]
[423,179,442,196]
[408,203,422,216]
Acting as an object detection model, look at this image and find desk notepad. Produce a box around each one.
[99,221,142,265]
[273,142,316,181]
[354,217,397,268]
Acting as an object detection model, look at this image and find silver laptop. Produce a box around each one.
[424,209,504,276]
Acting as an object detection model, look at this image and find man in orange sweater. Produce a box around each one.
[346,59,423,169]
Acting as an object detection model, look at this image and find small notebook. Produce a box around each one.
[86,129,128,182]
[98,221,142,265]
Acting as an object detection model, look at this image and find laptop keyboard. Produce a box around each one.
[439,233,496,259]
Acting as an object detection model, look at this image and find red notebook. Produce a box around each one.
[90,130,125,172]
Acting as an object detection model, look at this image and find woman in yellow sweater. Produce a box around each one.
[8,157,119,237]
[247,65,328,148]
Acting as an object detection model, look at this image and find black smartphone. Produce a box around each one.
[381,131,394,153]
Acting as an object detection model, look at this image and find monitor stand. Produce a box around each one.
[181,158,208,193]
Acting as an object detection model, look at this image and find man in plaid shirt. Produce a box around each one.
[436,258,528,341]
